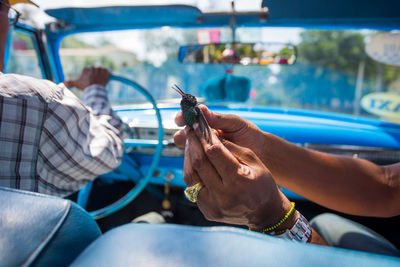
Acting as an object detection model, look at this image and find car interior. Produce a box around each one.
[2,0,400,266]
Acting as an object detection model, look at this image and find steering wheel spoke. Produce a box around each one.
[124,139,170,147]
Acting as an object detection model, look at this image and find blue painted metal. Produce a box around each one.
[3,27,13,72]
[76,181,93,208]
[124,139,169,148]
[115,105,400,149]
[44,33,64,83]
[45,5,202,32]
[44,5,400,32]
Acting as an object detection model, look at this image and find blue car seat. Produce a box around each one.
[1,186,400,267]
[0,186,101,266]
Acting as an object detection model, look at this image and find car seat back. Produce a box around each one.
[0,187,101,266]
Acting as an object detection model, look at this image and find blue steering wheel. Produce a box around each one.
[77,75,164,220]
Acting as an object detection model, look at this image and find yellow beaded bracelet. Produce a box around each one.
[249,202,295,233]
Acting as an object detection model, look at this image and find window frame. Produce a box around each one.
[5,24,53,81]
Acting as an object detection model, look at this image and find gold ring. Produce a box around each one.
[184,182,204,203]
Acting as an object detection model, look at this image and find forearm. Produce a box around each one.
[83,84,125,132]
[64,83,124,168]
[261,132,397,217]
[38,83,124,196]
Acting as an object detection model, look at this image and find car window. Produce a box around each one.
[60,27,400,120]
[6,30,43,79]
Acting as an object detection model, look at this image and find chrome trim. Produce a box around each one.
[304,144,400,152]
[303,144,400,164]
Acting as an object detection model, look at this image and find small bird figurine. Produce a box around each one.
[173,84,212,144]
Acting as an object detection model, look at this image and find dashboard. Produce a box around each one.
[112,104,400,200]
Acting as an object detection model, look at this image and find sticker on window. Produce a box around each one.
[361,92,400,119]
[366,33,400,66]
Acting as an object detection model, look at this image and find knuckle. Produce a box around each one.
[192,154,204,170]
[205,143,223,158]
[243,147,255,158]
[237,165,251,177]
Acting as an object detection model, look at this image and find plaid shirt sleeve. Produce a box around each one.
[36,83,125,196]
[0,74,125,197]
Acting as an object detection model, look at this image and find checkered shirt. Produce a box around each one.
[0,72,124,197]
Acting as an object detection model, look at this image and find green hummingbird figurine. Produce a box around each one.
[173,84,212,144]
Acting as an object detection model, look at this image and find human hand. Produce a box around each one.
[64,67,110,90]
[174,105,268,164]
[184,123,293,229]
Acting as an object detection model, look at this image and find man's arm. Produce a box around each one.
[175,105,400,218]
[262,133,399,217]
[37,68,124,196]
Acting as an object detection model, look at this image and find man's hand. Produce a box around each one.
[174,105,268,164]
[64,67,110,90]
[184,122,293,229]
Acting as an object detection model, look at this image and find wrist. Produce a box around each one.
[83,84,109,106]
[249,193,296,232]
[273,205,298,233]
[84,83,106,90]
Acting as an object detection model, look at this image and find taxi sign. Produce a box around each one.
[361,92,400,119]
[366,33,400,66]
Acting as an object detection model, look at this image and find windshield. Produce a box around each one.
[60,27,400,119]
[37,0,261,12]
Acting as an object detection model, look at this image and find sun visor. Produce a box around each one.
[45,5,202,31]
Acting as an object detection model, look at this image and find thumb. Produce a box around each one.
[198,104,247,134]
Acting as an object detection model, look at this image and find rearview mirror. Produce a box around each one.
[178,43,296,65]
